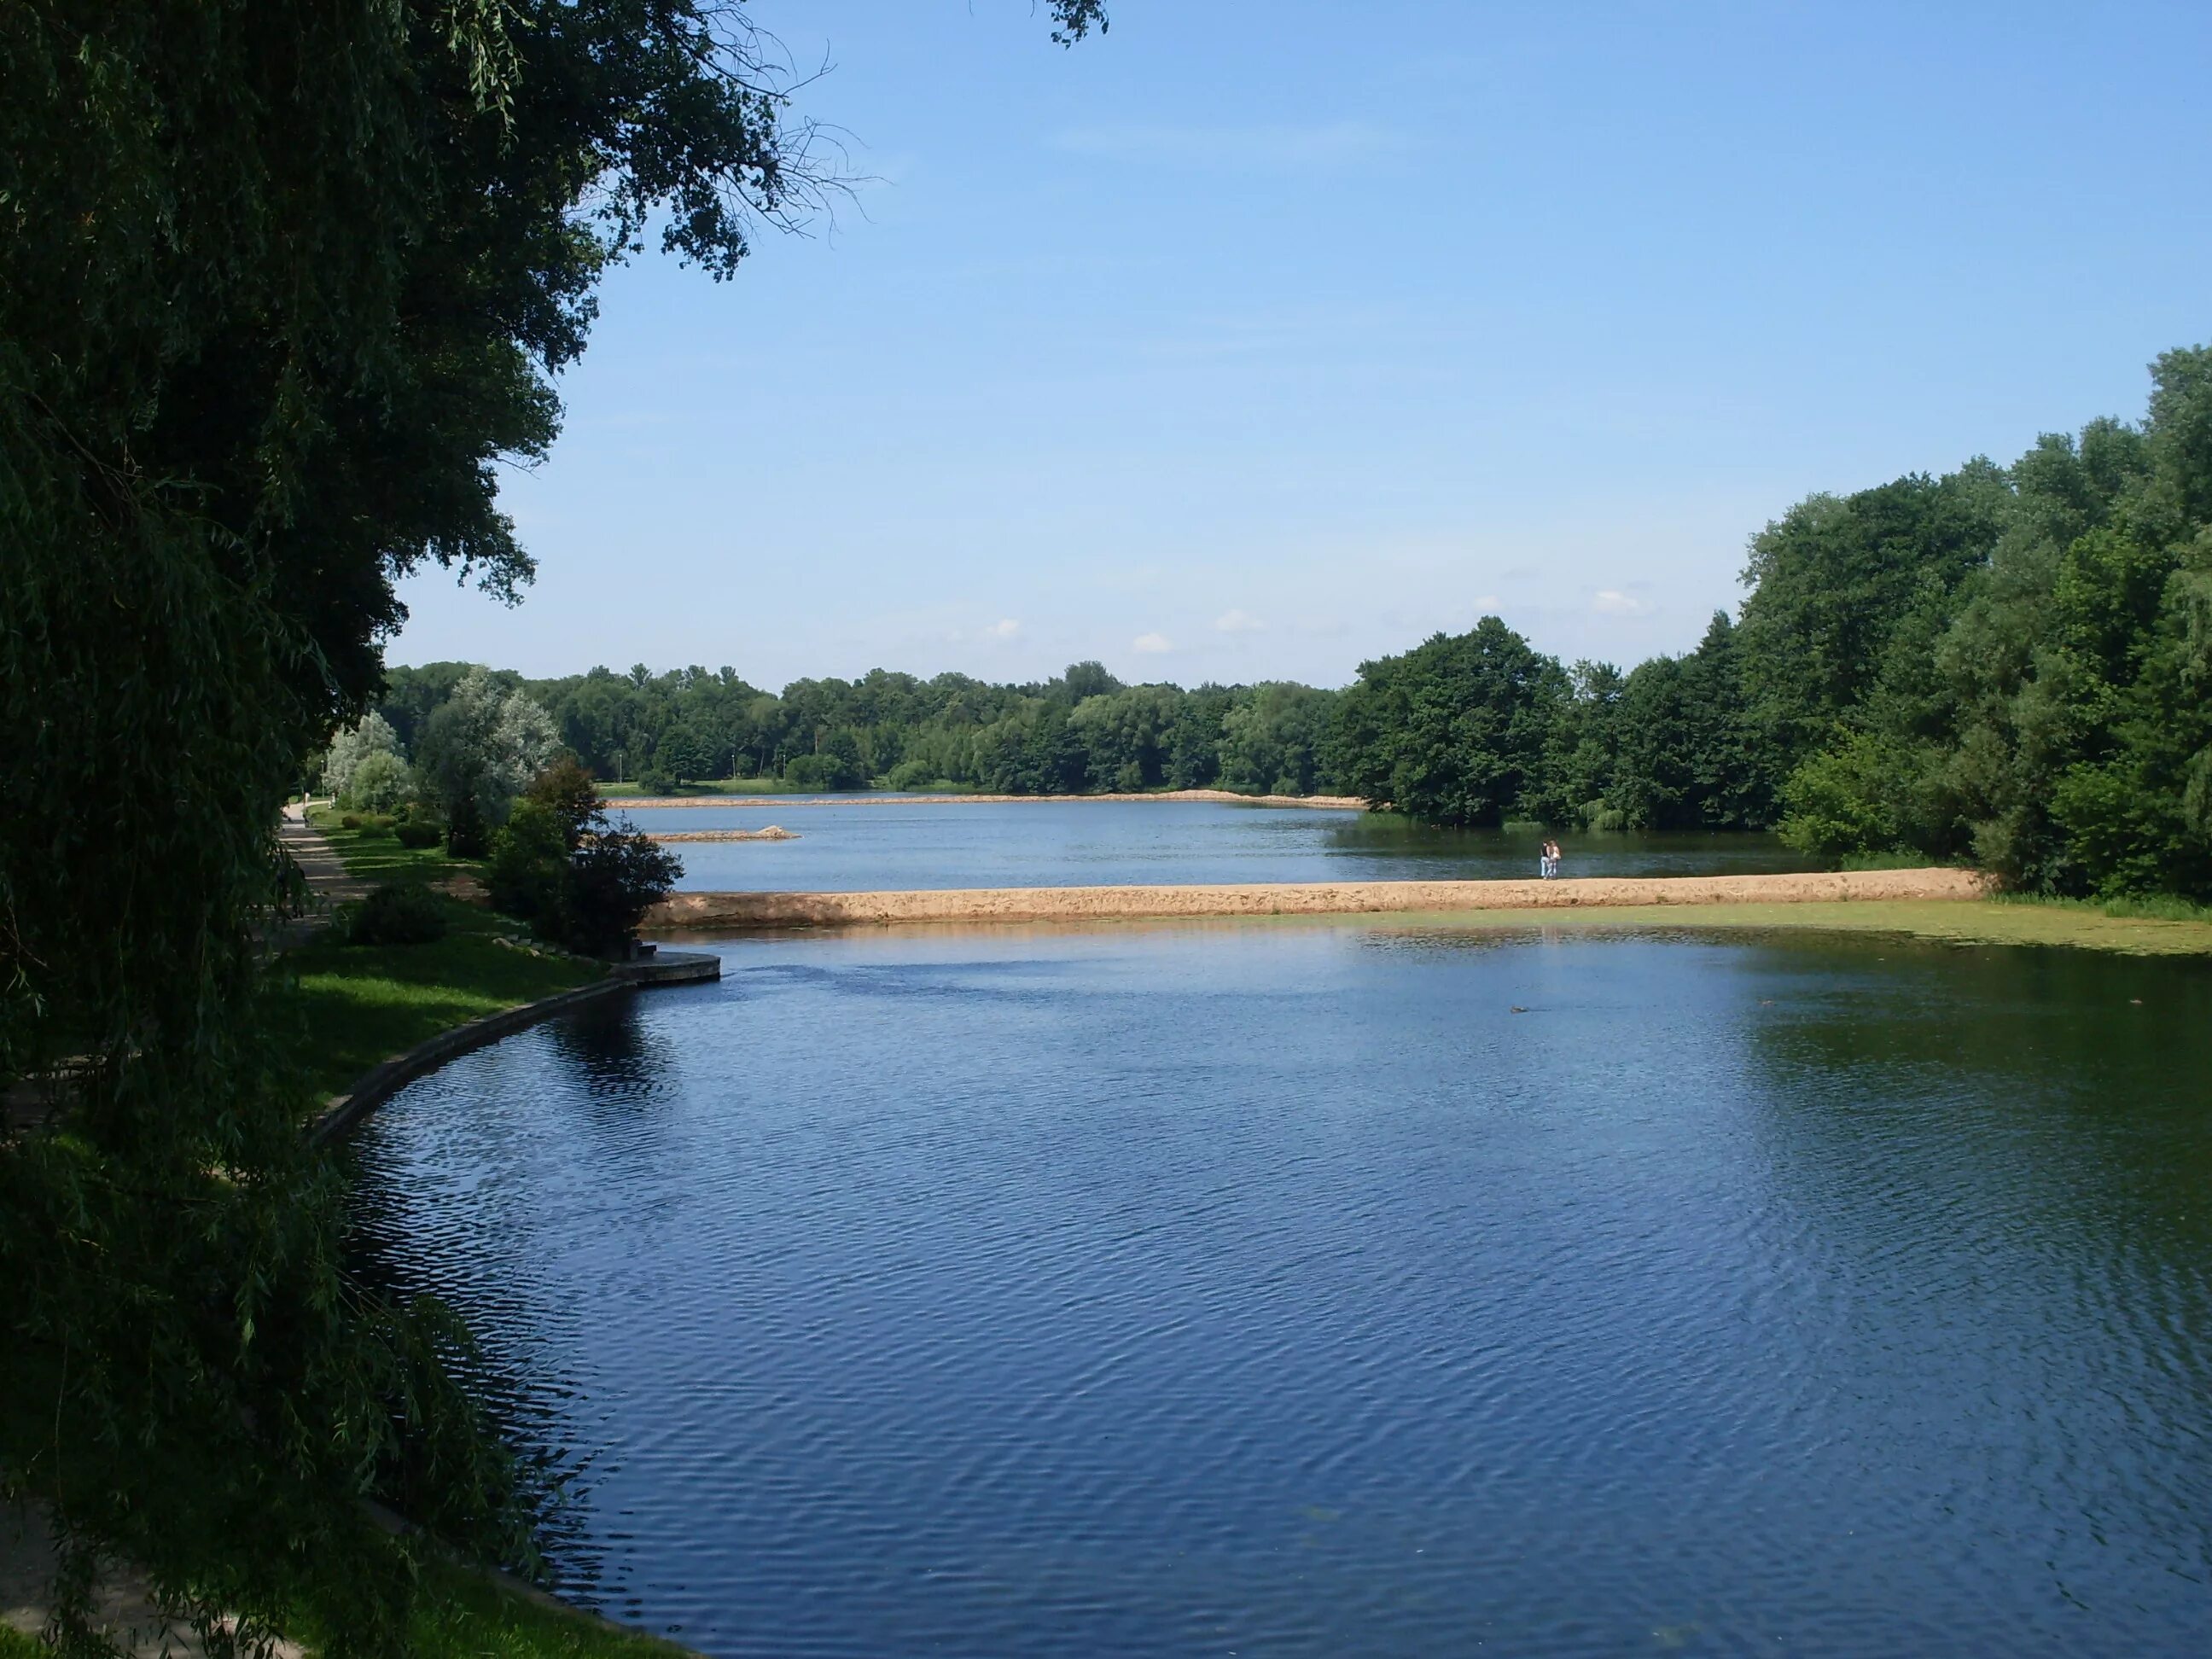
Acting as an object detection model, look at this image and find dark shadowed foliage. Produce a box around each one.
[1,1,1109,1649]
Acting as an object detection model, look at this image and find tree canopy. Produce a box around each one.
[1,3,1109,1649]
[1320,346,2212,901]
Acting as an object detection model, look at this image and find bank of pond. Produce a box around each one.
[346,917,2212,1657]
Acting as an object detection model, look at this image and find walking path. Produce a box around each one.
[2,1502,301,1656]
[280,800,370,904]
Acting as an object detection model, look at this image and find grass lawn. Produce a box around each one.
[299,1559,693,1659]
[275,916,602,1101]
[281,809,602,1101]
[303,802,480,883]
[265,817,677,1656]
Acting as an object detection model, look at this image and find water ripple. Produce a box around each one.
[348,928,2212,1656]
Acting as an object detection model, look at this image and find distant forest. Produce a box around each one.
[366,346,2212,900]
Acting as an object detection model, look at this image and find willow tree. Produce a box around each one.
[0,3,1103,1649]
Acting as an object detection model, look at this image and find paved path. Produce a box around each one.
[3,1502,301,1657]
[280,800,370,906]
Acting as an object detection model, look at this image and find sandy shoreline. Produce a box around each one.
[648,827,798,842]
[646,867,1986,929]
[612,789,1368,811]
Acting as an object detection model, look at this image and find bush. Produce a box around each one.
[339,882,447,946]
[486,800,569,928]
[1777,736,1900,859]
[339,812,362,830]
[392,819,442,849]
[1841,848,1936,871]
[564,823,682,955]
[783,751,865,792]
[445,795,490,859]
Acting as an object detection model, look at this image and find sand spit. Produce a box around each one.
[648,826,798,842]
[646,867,1988,930]
[613,789,1368,811]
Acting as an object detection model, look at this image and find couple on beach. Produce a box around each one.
[1539,838,1564,880]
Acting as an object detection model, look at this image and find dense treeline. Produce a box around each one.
[375,660,1348,797]
[1330,347,2212,899]
[361,346,2212,903]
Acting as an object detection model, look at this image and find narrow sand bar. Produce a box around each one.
[648,867,1986,929]
[616,789,1368,811]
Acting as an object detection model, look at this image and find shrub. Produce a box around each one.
[1841,848,1936,871]
[445,795,490,859]
[1777,736,1900,859]
[340,882,447,946]
[339,812,362,830]
[486,800,569,928]
[783,751,864,792]
[392,819,442,849]
[564,823,682,955]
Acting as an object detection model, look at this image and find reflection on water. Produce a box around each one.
[347,927,2212,1656]
[629,797,1819,891]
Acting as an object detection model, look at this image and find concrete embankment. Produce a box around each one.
[306,951,720,1145]
[646,867,1988,930]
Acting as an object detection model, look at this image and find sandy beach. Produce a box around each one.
[647,826,799,842]
[614,789,1369,811]
[645,866,1987,928]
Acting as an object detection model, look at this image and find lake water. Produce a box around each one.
[623,797,1821,890]
[348,922,2212,1656]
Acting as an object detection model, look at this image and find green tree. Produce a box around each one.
[1219,683,1337,795]
[321,711,404,802]
[657,719,720,786]
[1738,466,2009,767]
[1331,618,1571,826]
[345,748,415,815]
[417,667,560,850]
[2,3,1111,1647]
[1606,614,1774,830]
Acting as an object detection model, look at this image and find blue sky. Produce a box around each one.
[388,0,2212,690]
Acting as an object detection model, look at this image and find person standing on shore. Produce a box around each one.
[1548,838,1563,880]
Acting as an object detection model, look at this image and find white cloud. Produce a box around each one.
[1214,608,1266,633]
[1132,632,1173,655]
[985,618,1022,639]
[1592,590,1650,616]
[1472,594,1501,614]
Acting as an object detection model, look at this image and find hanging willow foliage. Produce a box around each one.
[0,9,537,1647]
[2,3,1106,1648]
